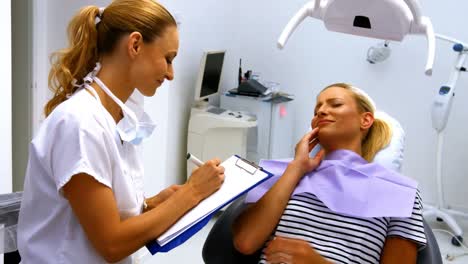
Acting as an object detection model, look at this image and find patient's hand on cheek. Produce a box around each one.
[292,128,325,175]
[264,236,330,264]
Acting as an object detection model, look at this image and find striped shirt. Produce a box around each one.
[259,191,426,264]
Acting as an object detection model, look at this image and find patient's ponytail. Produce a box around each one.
[362,117,392,162]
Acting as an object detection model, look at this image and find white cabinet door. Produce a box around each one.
[0,6,11,264]
[0,1,12,195]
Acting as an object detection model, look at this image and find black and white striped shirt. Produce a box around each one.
[259,191,426,264]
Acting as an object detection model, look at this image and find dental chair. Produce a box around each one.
[202,113,443,264]
[202,196,442,264]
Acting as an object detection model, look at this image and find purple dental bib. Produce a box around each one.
[245,149,418,218]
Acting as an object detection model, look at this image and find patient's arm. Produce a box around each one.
[233,129,323,255]
[264,236,331,264]
[380,237,417,264]
[232,162,307,255]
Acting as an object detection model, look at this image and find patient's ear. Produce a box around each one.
[360,112,374,130]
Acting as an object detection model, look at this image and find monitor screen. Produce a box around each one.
[195,51,225,101]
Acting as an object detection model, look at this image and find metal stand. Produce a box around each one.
[424,34,467,246]
[423,134,464,246]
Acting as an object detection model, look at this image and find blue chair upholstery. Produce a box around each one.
[202,197,442,264]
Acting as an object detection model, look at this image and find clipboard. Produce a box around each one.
[145,155,273,254]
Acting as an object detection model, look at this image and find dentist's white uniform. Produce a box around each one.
[18,67,153,263]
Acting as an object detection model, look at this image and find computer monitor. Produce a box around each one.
[194,50,226,105]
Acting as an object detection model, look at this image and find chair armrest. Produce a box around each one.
[202,196,261,264]
[417,218,443,264]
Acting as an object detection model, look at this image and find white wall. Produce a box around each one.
[158,0,240,186]
[0,1,12,195]
[228,0,468,212]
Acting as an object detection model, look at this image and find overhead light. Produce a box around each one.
[277,0,434,75]
[367,41,391,64]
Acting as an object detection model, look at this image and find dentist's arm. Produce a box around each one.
[142,184,182,212]
[232,128,324,255]
[63,159,224,263]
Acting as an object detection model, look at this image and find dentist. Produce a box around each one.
[17,1,225,263]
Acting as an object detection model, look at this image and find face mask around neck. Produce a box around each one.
[81,63,156,145]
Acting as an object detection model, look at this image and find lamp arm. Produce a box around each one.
[435,33,468,48]
[448,53,468,88]
[277,1,317,49]
[404,0,422,25]
[423,17,435,76]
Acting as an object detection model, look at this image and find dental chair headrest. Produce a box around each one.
[373,111,405,172]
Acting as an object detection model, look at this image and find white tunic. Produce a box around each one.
[18,89,145,264]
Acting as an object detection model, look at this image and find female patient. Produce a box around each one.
[233,83,426,264]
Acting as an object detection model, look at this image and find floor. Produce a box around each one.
[135,218,216,264]
[135,215,468,264]
[427,215,468,264]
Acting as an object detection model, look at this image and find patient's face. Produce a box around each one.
[311,87,363,144]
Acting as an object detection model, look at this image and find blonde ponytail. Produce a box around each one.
[45,6,101,116]
[44,0,176,117]
[362,118,392,162]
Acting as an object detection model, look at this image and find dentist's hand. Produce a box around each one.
[291,128,325,176]
[186,158,225,203]
[144,185,182,212]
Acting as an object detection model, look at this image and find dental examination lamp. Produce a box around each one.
[367,41,392,64]
[277,0,435,75]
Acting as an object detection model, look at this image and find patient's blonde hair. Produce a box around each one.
[45,0,176,117]
[322,83,392,162]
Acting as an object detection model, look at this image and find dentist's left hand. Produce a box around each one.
[144,185,182,212]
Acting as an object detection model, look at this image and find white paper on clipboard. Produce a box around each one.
[156,155,272,246]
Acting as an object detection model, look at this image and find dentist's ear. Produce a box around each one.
[127,31,143,57]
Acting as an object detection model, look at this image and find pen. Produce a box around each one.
[238,59,242,86]
[186,153,204,167]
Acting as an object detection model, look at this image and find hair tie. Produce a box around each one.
[95,7,105,25]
